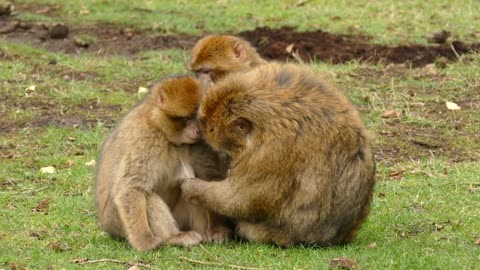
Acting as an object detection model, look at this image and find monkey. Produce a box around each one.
[181,63,376,247]
[173,140,233,243]
[95,76,229,251]
[189,34,267,89]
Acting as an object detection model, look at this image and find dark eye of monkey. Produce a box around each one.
[170,116,193,125]
[196,69,212,76]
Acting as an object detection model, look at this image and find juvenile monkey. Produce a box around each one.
[189,35,267,88]
[181,63,376,247]
[95,76,224,251]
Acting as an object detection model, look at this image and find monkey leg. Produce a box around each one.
[237,221,294,247]
[181,178,264,221]
[115,188,163,251]
[147,194,202,248]
[98,199,126,239]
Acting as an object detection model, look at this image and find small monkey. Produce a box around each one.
[189,35,267,89]
[181,63,376,247]
[96,76,209,251]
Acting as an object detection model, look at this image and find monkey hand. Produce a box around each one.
[181,178,205,205]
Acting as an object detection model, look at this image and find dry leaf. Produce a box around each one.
[381,109,400,119]
[29,229,48,240]
[79,9,90,15]
[367,242,377,249]
[388,170,404,180]
[47,241,69,252]
[137,86,148,94]
[32,198,51,213]
[329,257,361,270]
[446,101,461,111]
[128,265,141,270]
[423,64,438,76]
[67,136,76,142]
[40,166,56,174]
[407,102,425,107]
[84,159,96,166]
[25,85,36,91]
[285,43,295,54]
[474,238,480,245]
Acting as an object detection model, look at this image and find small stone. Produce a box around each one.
[49,23,69,39]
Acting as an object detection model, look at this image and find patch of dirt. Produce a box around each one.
[0,96,121,133]
[1,6,480,66]
[239,26,480,67]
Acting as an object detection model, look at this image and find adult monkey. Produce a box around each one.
[182,63,376,247]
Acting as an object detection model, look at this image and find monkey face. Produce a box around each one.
[173,117,201,144]
[199,114,252,157]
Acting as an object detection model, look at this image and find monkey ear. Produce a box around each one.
[233,117,252,136]
[157,88,165,106]
[233,42,247,62]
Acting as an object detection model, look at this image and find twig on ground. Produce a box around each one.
[73,258,150,268]
[179,256,269,270]
[199,244,222,263]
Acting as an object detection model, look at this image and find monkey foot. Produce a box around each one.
[167,231,202,247]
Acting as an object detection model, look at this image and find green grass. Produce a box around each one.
[1,1,480,269]
[16,0,480,44]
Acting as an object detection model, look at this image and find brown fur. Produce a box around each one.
[95,76,230,251]
[189,35,267,87]
[181,63,376,247]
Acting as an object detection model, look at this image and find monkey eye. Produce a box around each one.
[196,69,212,76]
[170,116,192,124]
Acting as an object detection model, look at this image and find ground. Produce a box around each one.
[1,1,479,270]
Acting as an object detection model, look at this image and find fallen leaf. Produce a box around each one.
[137,86,148,94]
[285,43,295,54]
[329,257,361,270]
[367,242,377,249]
[32,198,51,213]
[29,229,48,240]
[25,85,36,91]
[67,136,76,142]
[84,159,96,166]
[65,160,75,168]
[446,101,461,111]
[128,265,141,270]
[381,109,400,118]
[388,170,404,180]
[47,241,69,252]
[475,238,480,245]
[40,166,56,174]
[407,102,425,107]
[79,9,90,15]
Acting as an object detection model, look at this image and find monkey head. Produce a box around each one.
[150,77,202,145]
[189,35,266,90]
[197,76,264,157]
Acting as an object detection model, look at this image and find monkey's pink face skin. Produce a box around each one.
[182,119,201,144]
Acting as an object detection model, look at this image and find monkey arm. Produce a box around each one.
[181,178,267,221]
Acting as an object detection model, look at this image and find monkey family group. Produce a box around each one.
[94,35,376,251]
